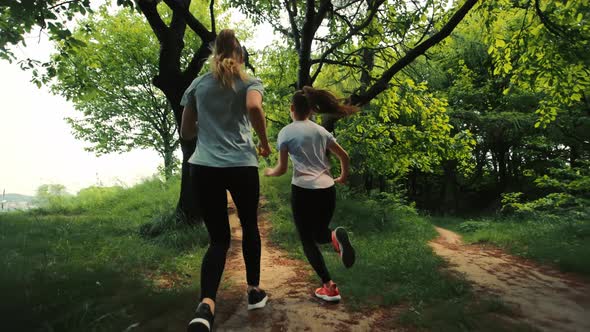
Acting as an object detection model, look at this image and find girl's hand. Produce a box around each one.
[258,142,271,157]
[334,176,347,184]
[264,168,274,177]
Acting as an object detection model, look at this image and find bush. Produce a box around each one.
[458,220,491,233]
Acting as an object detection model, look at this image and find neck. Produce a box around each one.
[293,114,310,121]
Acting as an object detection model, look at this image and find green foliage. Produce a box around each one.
[483,0,590,127]
[458,220,492,233]
[47,7,185,179]
[335,80,475,178]
[501,162,590,220]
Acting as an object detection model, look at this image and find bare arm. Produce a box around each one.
[264,148,289,177]
[328,141,350,184]
[246,90,271,157]
[180,105,198,140]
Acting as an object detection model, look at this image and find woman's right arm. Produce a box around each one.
[246,90,271,157]
[264,148,289,177]
[328,141,350,184]
[180,105,198,140]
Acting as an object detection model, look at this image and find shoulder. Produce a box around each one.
[278,123,296,137]
[245,76,264,90]
[246,76,263,85]
[310,121,334,139]
[187,73,210,91]
[309,120,328,132]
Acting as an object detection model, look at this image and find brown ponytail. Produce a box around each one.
[292,86,359,117]
[210,29,248,89]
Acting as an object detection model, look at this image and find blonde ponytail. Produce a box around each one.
[210,29,249,89]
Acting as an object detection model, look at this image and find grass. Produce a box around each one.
[0,177,208,332]
[260,173,528,330]
[432,216,590,275]
[0,173,539,331]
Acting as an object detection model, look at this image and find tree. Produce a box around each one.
[4,0,482,223]
[49,8,182,180]
[483,0,590,127]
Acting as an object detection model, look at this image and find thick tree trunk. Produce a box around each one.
[178,138,199,224]
[162,147,174,181]
[167,88,201,225]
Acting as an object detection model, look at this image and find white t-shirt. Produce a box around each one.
[277,120,336,189]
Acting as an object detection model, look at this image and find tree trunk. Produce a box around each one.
[162,143,175,181]
[441,160,459,214]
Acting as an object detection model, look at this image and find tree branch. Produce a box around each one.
[183,42,213,83]
[284,0,302,50]
[350,0,479,106]
[210,0,216,35]
[310,0,386,82]
[297,0,317,87]
[313,0,333,33]
[162,0,215,41]
[137,0,169,43]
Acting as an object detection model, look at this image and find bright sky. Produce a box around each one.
[0,6,275,196]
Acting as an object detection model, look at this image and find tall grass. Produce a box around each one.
[0,177,208,331]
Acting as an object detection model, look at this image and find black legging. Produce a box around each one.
[291,184,336,284]
[191,165,261,301]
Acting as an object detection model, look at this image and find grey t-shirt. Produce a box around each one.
[277,120,336,189]
[181,72,264,167]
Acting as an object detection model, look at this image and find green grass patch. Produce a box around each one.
[260,174,527,330]
[432,216,590,275]
[0,177,207,331]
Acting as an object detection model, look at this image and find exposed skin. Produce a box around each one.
[264,105,350,290]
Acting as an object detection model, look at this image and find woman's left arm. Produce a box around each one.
[180,105,198,140]
[264,148,288,177]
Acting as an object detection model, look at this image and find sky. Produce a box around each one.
[0,6,275,196]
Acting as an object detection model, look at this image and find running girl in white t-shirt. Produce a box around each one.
[264,86,358,302]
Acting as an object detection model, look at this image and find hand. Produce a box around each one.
[334,176,347,184]
[258,142,271,157]
[263,168,274,177]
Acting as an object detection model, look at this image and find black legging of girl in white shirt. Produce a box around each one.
[291,184,336,283]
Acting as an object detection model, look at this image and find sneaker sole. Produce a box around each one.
[335,227,355,268]
[314,292,342,302]
[247,295,268,310]
[187,318,210,332]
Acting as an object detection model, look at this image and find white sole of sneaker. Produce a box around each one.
[315,292,342,302]
[188,318,210,331]
[247,295,268,310]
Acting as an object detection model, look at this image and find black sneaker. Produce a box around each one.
[247,288,268,310]
[333,227,356,268]
[187,302,214,332]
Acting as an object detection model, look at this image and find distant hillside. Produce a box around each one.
[3,193,35,202]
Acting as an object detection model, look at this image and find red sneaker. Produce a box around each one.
[332,227,356,268]
[331,230,341,253]
[314,282,341,302]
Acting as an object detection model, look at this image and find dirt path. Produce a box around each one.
[429,226,590,332]
[211,196,387,332]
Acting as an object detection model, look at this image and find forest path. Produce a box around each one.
[211,195,393,332]
[429,226,590,332]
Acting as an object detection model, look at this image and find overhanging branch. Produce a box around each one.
[350,0,479,106]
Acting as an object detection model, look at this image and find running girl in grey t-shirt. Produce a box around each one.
[264,86,358,302]
[181,29,270,332]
